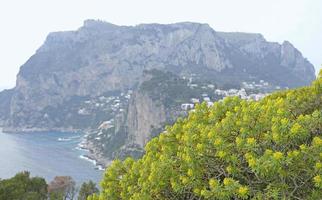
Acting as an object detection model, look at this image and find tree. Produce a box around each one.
[78,180,99,200]
[48,176,76,200]
[0,171,47,200]
[90,71,322,199]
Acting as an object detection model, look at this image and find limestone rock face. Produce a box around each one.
[0,20,316,132]
[280,41,316,81]
[126,92,166,148]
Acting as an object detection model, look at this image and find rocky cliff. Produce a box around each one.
[0,20,316,162]
[126,91,166,148]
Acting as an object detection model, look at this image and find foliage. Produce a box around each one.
[48,176,77,200]
[78,181,99,200]
[0,171,47,200]
[90,72,322,199]
[140,69,216,107]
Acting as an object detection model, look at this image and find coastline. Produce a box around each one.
[1,126,85,134]
[78,133,111,170]
[1,126,111,170]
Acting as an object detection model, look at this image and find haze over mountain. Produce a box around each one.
[0,20,316,163]
[0,0,321,90]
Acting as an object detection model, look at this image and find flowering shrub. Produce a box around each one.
[90,71,322,200]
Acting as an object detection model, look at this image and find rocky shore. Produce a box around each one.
[78,132,111,170]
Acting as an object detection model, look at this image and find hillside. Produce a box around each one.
[89,72,322,200]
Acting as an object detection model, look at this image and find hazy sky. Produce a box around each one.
[0,0,321,89]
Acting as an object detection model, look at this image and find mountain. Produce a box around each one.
[0,20,316,163]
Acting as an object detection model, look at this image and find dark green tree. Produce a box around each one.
[78,180,99,200]
[0,171,47,200]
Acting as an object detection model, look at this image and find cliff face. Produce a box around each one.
[0,20,316,133]
[126,92,166,148]
[0,89,14,125]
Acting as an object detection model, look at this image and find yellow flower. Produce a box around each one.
[170,179,177,189]
[290,123,302,135]
[244,153,253,160]
[315,162,322,170]
[187,169,193,177]
[148,175,153,182]
[214,138,222,146]
[287,150,299,158]
[313,137,322,146]
[273,152,283,160]
[223,178,233,186]
[160,155,166,161]
[196,143,204,151]
[292,150,299,157]
[235,137,243,146]
[265,149,273,155]
[193,188,200,195]
[209,179,218,188]
[300,144,307,150]
[246,137,256,145]
[281,118,289,126]
[183,154,192,162]
[183,135,189,142]
[200,189,208,197]
[277,108,284,115]
[234,106,239,112]
[226,166,233,174]
[217,151,226,158]
[272,132,280,141]
[240,127,246,133]
[313,175,321,184]
[180,176,188,184]
[237,186,249,196]
[248,158,256,167]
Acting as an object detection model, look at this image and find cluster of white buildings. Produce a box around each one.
[77,90,132,116]
[214,88,267,101]
[180,78,274,111]
[181,94,214,111]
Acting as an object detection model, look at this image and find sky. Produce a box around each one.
[0,0,321,90]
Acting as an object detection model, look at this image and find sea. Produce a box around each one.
[0,129,103,185]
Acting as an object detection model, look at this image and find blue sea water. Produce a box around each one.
[0,130,103,185]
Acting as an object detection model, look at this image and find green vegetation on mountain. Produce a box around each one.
[0,172,47,200]
[140,69,214,107]
[90,72,322,200]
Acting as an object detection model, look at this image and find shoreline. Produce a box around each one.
[78,132,111,170]
[1,126,84,134]
[79,155,105,171]
[1,126,111,170]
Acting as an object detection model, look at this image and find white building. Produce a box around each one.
[207,102,214,107]
[181,103,194,110]
[191,98,200,103]
[203,97,211,102]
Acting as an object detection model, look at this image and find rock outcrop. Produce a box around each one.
[126,91,166,148]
